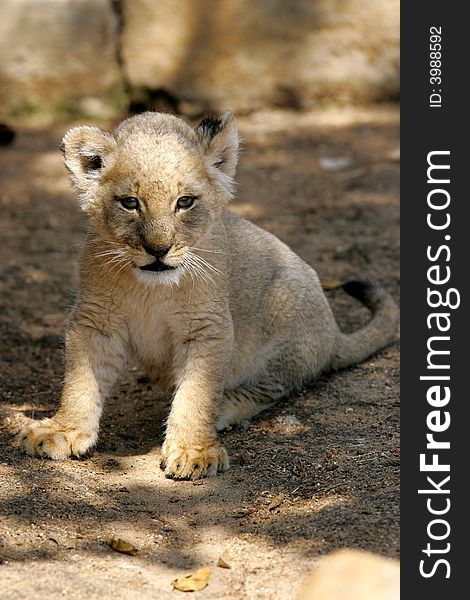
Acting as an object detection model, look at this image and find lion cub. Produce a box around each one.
[19,111,398,479]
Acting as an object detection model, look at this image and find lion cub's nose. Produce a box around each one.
[143,244,172,259]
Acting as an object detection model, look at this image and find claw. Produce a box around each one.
[160,440,229,480]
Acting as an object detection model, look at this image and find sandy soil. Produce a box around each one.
[0,106,399,599]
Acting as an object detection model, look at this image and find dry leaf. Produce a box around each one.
[321,280,342,291]
[217,550,232,569]
[173,567,211,592]
[268,493,285,511]
[109,538,138,555]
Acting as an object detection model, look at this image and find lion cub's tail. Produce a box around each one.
[329,280,399,371]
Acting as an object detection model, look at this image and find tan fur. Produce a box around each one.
[18,112,398,479]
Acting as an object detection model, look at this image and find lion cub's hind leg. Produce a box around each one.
[216,379,289,431]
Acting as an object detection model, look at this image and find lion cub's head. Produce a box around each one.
[60,112,239,284]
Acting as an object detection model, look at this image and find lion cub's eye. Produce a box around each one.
[119,196,140,210]
[176,196,197,211]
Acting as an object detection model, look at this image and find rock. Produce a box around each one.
[121,0,399,112]
[217,550,232,569]
[1,0,398,120]
[320,157,353,171]
[299,549,399,600]
[0,0,124,121]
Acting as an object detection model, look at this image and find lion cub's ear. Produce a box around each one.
[196,112,239,178]
[60,126,116,192]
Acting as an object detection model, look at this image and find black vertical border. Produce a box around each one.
[401,4,468,597]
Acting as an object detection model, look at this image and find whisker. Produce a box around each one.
[113,261,131,277]
[100,255,128,267]
[99,253,132,278]
[182,256,196,288]
[93,250,127,260]
[186,252,216,286]
[190,253,222,276]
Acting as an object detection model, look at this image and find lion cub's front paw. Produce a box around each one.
[160,439,229,480]
[18,418,96,460]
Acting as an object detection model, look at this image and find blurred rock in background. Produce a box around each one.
[122,0,399,113]
[0,0,399,122]
[0,0,125,121]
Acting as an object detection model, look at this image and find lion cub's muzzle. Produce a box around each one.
[139,244,178,272]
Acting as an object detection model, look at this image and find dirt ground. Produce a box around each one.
[0,106,399,599]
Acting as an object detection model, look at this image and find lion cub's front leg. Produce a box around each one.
[161,318,232,480]
[19,322,126,459]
